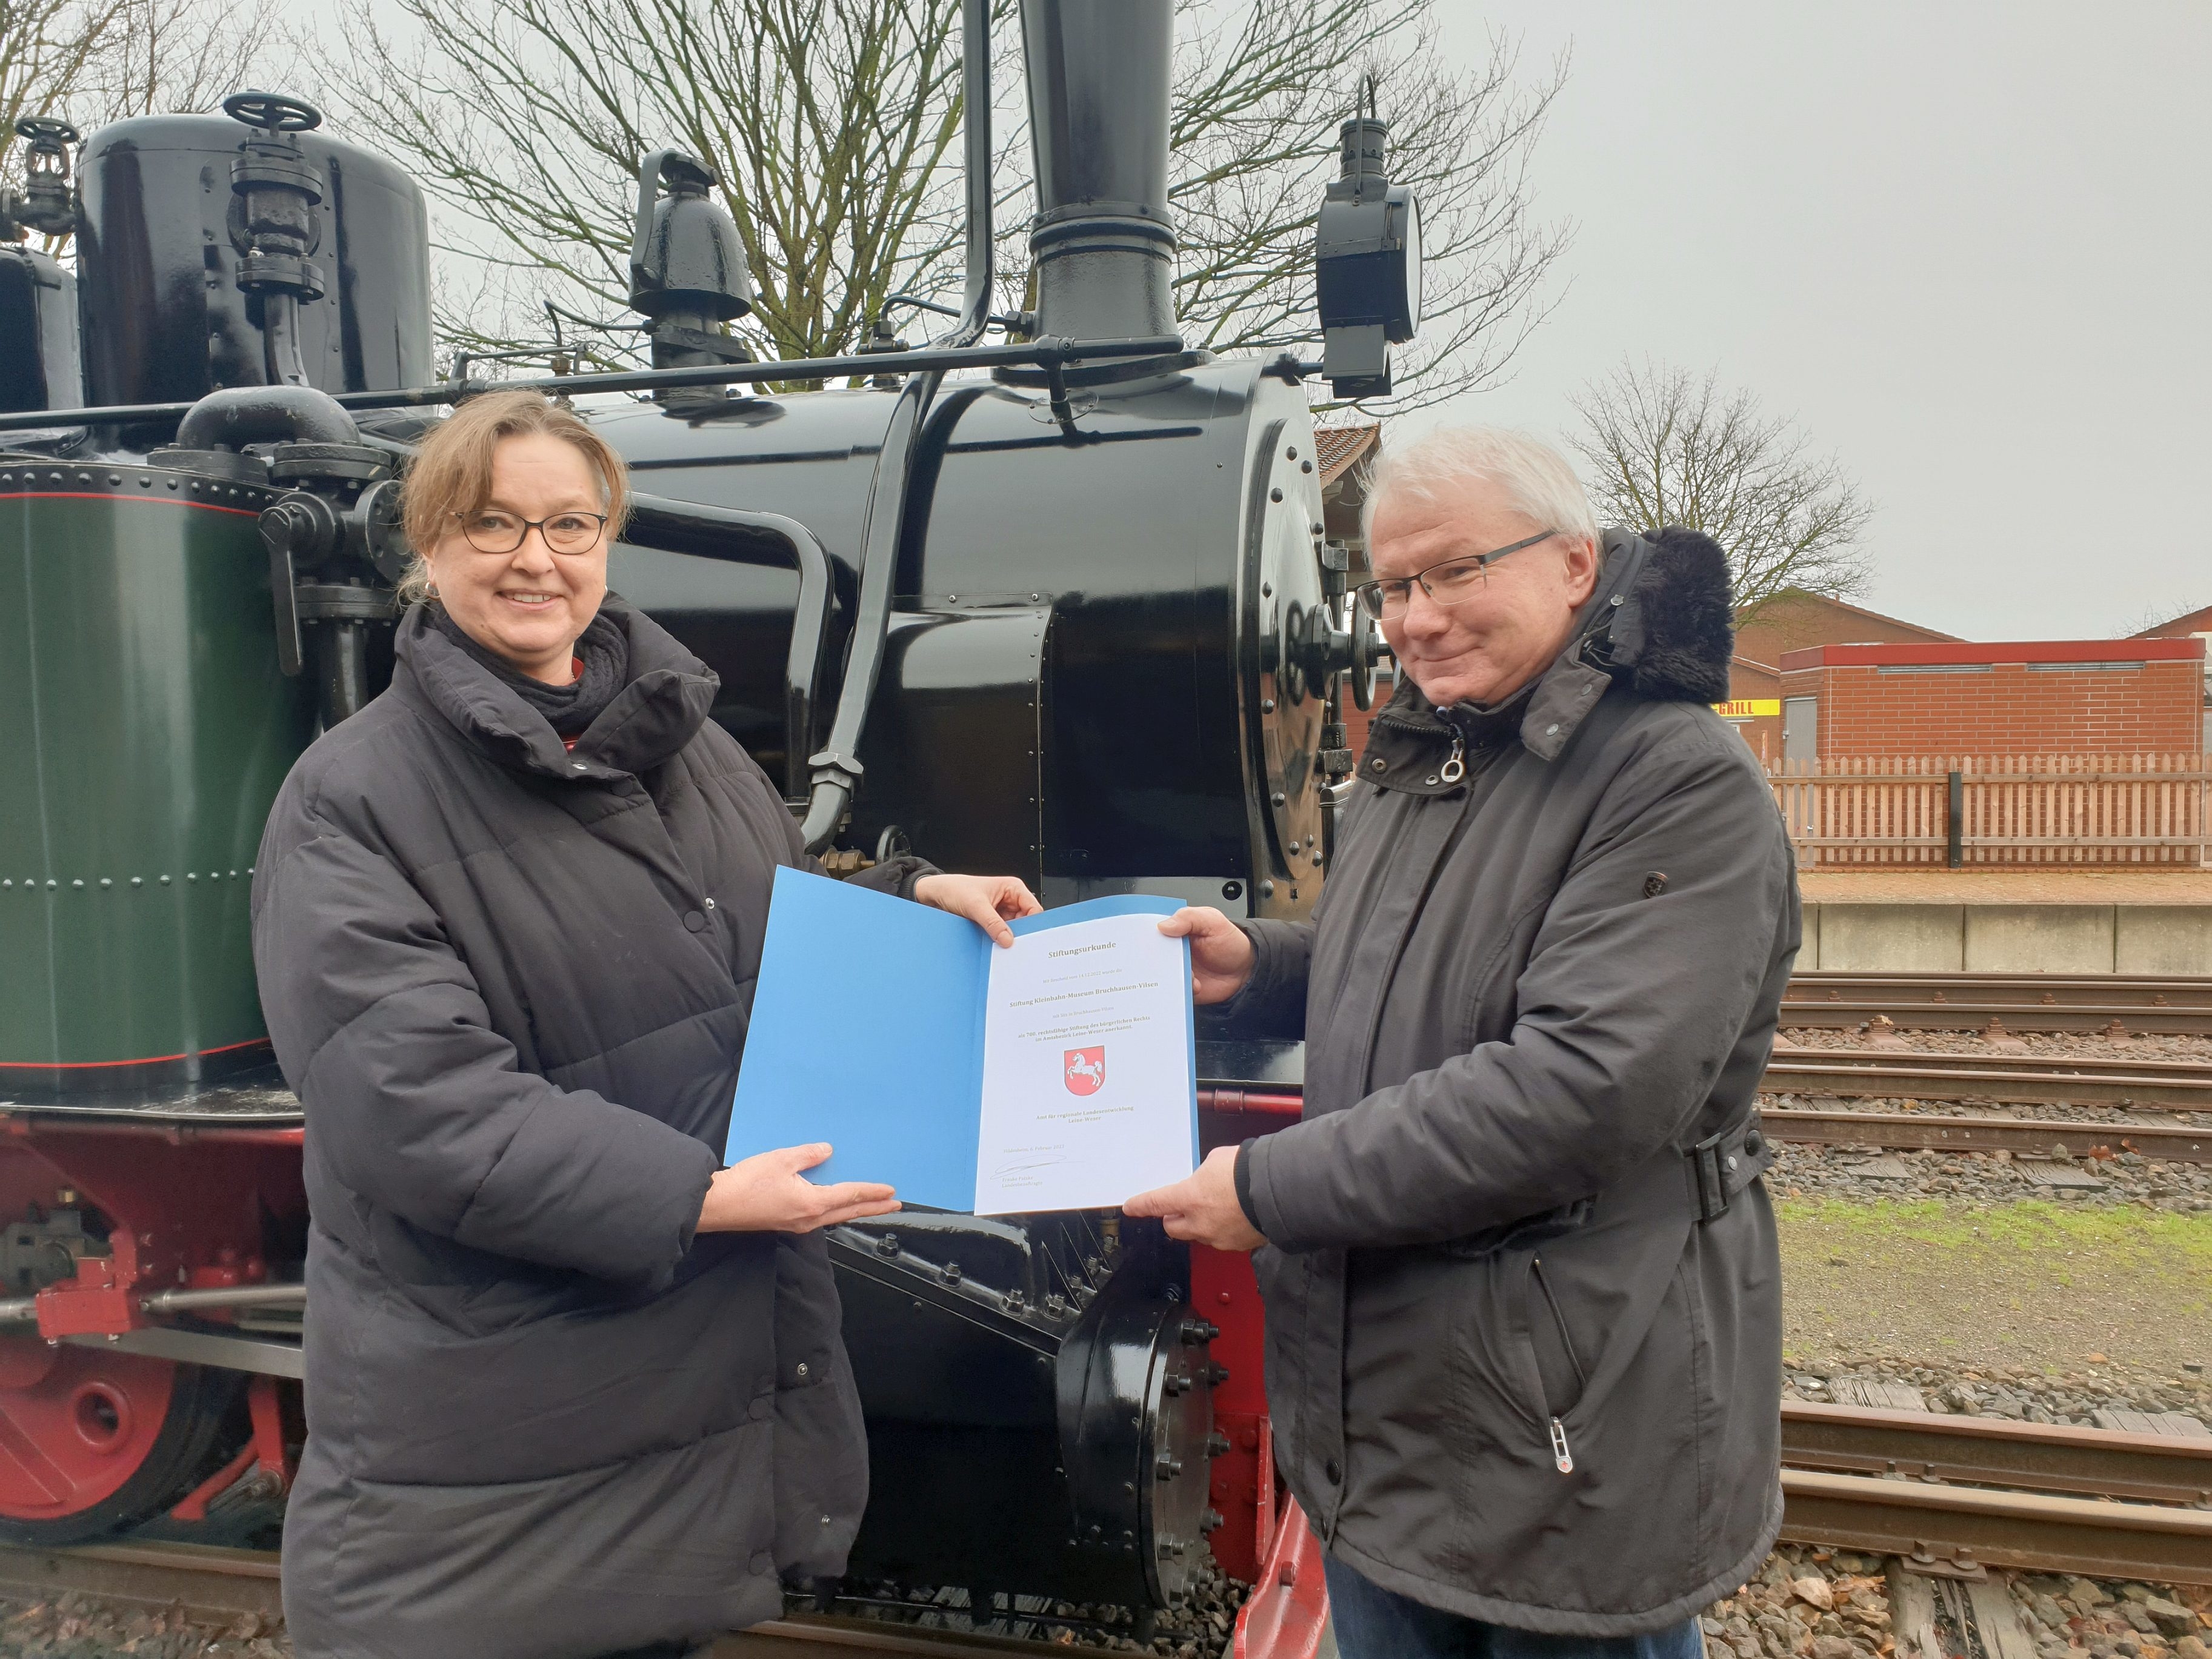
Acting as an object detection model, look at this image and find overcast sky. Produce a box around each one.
[1420,2,2210,642]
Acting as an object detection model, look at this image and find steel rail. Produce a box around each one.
[1788,973,2212,1009]
[0,1540,284,1621]
[1758,1106,2211,1162]
[1765,1048,2212,1110]
[1779,1001,2212,1036]
[1783,972,2212,1035]
[1200,1086,2212,1162]
[1777,1468,2212,1585]
[0,1542,1090,1655]
[1781,1401,2212,1506]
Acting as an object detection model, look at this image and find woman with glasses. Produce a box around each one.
[250,389,1039,1659]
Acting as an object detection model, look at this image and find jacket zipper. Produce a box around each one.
[1531,1256,1588,1475]
[1439,731,1465,783]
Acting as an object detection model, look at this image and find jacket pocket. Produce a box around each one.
[1525,1254,1590,1472]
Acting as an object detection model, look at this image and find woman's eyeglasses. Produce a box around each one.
[1350,528,1560,620]
[452,510,609,555]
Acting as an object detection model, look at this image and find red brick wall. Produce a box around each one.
[1782,656,2205,758]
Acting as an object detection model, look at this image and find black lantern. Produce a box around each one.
[627,148,756,403]
[1313,114,1421,399]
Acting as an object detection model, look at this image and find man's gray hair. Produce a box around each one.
[1361,425,1599,548]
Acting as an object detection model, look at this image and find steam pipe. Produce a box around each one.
[797,0,995,853]
[0,334,1181,434]
[624,493,838,800]
[174,384,359,450]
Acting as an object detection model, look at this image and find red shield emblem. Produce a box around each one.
[1064,1046,1106,1096]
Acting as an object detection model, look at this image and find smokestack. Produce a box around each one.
[1020,0,1177,343]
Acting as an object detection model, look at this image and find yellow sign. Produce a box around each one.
[1711,699,1781,720]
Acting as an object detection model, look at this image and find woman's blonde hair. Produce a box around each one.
[396,389,633,607]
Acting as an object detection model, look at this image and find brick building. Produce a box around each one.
[1316,424,1393,760]
[1777,638,2207,761]
[1724,590,1960,763]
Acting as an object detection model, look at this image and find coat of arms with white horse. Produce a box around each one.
[1063,1046,1105,1096]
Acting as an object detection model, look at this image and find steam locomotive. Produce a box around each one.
[0,0,1418,1641]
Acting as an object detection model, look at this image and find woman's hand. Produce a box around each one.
[1157,906,1255,1004]
[698,1144,898,1234]
[913,873,1043,946]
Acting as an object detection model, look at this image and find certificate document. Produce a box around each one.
[973,913,1196,1212]
[728,869,1198,1215]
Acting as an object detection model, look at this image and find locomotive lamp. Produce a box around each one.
[1314,111,1422,399]
[628,148,755,398]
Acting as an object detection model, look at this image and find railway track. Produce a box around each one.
[1766,1043,2212,1112]
[0,1541,1077,1656]
[1203,1084,2212,1162]
[1756,1104,2212,1162]
[1784,972,2212,1036]
[1777,1402,2212,1584]
[2,1403,2203,1645]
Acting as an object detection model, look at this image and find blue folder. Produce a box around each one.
[727,866,1197,1211]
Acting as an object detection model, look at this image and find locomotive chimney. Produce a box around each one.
[1019,0,1177,342]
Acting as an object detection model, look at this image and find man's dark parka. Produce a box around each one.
[1221,528,1797,1634]
[250,600,924,1659]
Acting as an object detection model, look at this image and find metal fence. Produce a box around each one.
[1765,754,2212,868]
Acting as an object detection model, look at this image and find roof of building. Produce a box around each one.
[1734,590,1962,667]
[1781,637,2206,672]
[1314,423,1381,488]
[2130,603,2212,639]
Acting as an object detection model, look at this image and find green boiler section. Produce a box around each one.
[0,465,310,1094]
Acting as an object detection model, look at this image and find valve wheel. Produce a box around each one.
[222,90,323,133]
[0,1341,242,1545]
[13,116,79,148]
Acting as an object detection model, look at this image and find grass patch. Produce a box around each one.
[1773,1196,2212,1374]
[1773,1195,2212,1270]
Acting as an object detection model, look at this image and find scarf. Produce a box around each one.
[432,605,631,737]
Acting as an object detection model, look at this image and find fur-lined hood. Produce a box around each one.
[1370,525,1734,772]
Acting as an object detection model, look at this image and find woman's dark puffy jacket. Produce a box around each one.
[250,599,925,1659]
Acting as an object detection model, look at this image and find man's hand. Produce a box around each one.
[1157,907,1255,1004]
[914,873,1044,946]
[1124,1146,1264,1251]
[698,1143,899,1234]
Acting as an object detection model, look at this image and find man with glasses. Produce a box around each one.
[1129,427,1796,1659]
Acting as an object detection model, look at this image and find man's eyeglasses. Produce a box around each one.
[452,509,610,556]
[1350,528,1561,620]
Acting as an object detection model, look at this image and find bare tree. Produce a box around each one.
[0,0,291,232]
[0,0,124,185]
[88,0,293,121]
[1163,4,1568,414]
[319,0,1565,402]
[1568,359,1874,620]
[323,0,996,376]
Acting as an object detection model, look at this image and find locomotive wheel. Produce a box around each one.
[0,1340,242,1544]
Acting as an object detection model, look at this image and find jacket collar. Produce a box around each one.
[1363,525,1736,789]
[393,594,720,781]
